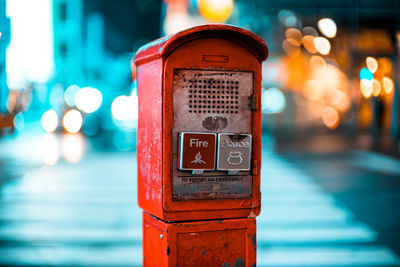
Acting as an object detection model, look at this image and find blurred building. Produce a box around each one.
[0,0,10,114]
[53,0,83,85]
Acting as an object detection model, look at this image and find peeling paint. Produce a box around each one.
[222,262,231,267]
[167,246,171,256]
[233,257,245,267]
[251,234,256,247]
[202,116,228,131]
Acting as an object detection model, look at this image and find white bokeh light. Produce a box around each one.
[262,88,286,114]
[74,87,103,113]
[62,109,83,134]
[317,18,337,38]
[41,110,58,133]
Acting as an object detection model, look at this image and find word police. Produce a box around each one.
[221,139,250,148]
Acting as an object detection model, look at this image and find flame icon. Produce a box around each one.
[191,152,206,164]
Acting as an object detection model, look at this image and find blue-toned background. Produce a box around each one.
[0,0,400,266]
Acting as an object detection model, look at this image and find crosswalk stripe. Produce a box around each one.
[257,246,400,266]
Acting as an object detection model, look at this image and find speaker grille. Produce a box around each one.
[186,78,240,114]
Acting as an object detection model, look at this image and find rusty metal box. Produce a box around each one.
[135,25,268,221]
[142,211,257,267]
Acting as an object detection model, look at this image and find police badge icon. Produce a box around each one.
[227,151,243,166]
[217,133,252,171]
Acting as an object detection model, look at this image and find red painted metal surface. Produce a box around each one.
[135,24,268,221]
[142,211,257,267]
[135,24,268,65]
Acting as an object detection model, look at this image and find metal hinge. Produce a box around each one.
[250,95,258,111]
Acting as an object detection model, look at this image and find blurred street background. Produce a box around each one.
[1,0,400,266]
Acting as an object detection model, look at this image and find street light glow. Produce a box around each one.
[382,77,394,94]
[62,109,83,134]
[309,55,326,73]
[41,110,58,133]
[302,35,317,54]
[372,79,382,97]
[366,57,378,74]
[262,88,286,114]
[322,106,340,129]
[64,85,80,107]
[314,37,331,55]
[285,28,302,47]
[360,79,373,99]
[74,87,103,114]
[359,68,374,81]
[198,0,234,23]
[318,18,337,38]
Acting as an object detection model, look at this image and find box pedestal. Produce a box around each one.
[142,212,257,267]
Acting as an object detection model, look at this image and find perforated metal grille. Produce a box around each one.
[186,78,239,114]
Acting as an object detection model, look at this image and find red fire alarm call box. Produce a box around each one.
[135,24,268,222]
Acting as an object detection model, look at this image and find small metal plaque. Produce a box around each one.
[217,133,252,171]
[173,175,252,200]
[179,132,216,171]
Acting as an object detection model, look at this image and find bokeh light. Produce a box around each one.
[198,0,233,23]
[262,88,286,114]
[74,87,103,114]
[278,9,299,28]
[372,79,382,97]
[366,57,378,73]
[302,26,318,37]
[317,18,337,38]
[13,112,24,131]
[285,28,302,47]
[359,68,374,81]
[61,133,85,164]
[302,35,317,53]
[282,40,301,57]
[360,79,373,99]
[163,12,193,35]
[313,37,331,55]
[64,84,80,107]
[82,115,100,136]
[309,55,326,73]
[62,109,83,134]
[322,106,340,129]
[305,80,324,101]
[382,76,394,94]
[332,90,351,112]
[41,109,58,133]
[111,95,139,122]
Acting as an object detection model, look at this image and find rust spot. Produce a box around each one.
[252,234,256,246]
[217,220,223,224]
[222,262,231,267]
[201,249,207,255]
[202,116,228,131]
[233,257,245,267]
[167,246,170,256]
[227,134,246,142]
